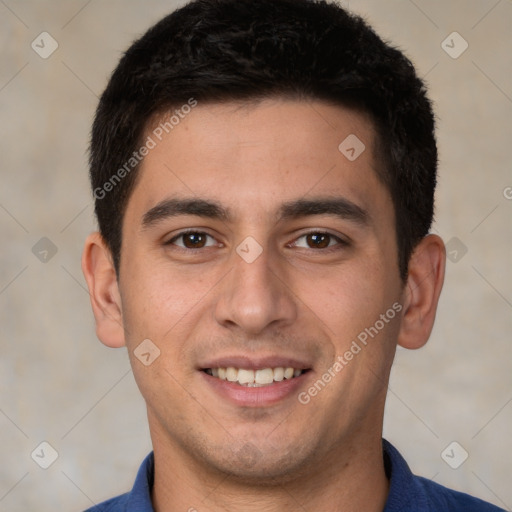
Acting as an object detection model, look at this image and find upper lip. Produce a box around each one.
[198,355,313,371]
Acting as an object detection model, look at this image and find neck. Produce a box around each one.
[150,427,389,512]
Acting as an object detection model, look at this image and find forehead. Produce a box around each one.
[128,99,391,224]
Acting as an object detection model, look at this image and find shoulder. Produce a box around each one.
[81,452,154,512]
[83,492,130,512]
[383,440,506,512]
[415,476,507,511]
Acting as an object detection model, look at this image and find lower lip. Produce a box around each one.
[200,371,310,407]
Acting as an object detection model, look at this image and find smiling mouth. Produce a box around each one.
[202,367,309,387]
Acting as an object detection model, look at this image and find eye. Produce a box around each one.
[291,231,346,250]
[167,230,219,249]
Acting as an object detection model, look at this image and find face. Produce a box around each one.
[117,99,404,482]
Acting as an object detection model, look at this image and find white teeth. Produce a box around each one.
[255,368,274,385]
[237,369,255,384]
[273,367,284,381]
[206,366,304,386]
[226,367,238,382]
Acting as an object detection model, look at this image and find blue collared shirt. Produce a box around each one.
[84,439,506,511]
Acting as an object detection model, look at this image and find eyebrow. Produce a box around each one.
[142,198,229,228]
[279,197,369,225]
[141,196,369,229]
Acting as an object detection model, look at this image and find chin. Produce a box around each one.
[204,440,316,485]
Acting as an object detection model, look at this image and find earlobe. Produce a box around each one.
[397,234,446,350]
[81,232,126,348]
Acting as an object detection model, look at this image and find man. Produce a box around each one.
[81,0,505,510]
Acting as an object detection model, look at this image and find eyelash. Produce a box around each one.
[165,229,349,252]
[166,229,220,250]
[289,232,348,251]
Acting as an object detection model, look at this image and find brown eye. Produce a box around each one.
[306,233,331,249]
[182,232,207,248]
[168,231,217,249]
[291,231,347,251]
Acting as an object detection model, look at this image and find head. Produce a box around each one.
[83,0,445,488]
[90,0,438,281]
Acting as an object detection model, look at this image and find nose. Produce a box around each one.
[214,243,297,336]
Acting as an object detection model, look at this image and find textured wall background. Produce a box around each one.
[0,0,511,510]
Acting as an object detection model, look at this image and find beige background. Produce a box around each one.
[1,0,511,510]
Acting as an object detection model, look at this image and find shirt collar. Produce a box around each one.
[125,451,155,511]
[126,439,423,511]
[382,439,429,511]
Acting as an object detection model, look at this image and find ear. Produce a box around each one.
[397,234,446,350]
[81,232,125,348]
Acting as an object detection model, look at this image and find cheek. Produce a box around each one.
[309,261,391,335]
[309,262,402,380]
[121,267,205,400]
[120,258,217,346]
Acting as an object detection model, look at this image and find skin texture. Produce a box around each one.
[82,99,445,511]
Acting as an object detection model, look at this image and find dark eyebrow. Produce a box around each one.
[141,196,369,230]
[279,197,369,226]
[142,198,230,229]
